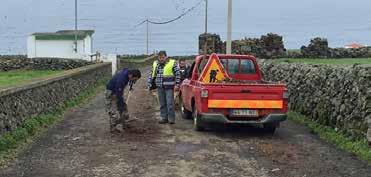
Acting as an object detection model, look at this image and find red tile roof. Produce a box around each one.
[345,43,364,49]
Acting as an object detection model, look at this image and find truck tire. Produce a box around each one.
[192,106,205,131]
[179,97,192,119]
[263,123,277,134]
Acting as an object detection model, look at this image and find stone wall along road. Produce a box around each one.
[0,55,93,71]
[259,60,371,143]
[0,63,111,135]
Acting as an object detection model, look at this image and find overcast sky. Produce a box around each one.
[1,0,370,54]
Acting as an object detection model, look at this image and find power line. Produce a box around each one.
[172,0,186,13]
[133,20,147,28]
[131,0,204,55]
[134,0,203,27]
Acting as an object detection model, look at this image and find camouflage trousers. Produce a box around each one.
[105,90,129,130]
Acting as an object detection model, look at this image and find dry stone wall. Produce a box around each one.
[198,33,286,59]
[0,63,111,135]
[0,55,93,71]
[259,60,371,143]
[288,37,371,58]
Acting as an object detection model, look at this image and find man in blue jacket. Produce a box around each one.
[105,68,141,133]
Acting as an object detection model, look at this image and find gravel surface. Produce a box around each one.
[1,73,370,177]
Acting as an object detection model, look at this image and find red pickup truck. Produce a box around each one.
[179,54,288,133]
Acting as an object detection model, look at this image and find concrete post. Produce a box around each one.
[110,54,118,76]
[74,0,78,53]
[146,19,149,55]
[205,0,208,34]
[226,0,233,54]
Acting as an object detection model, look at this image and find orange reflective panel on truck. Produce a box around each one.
[208,100,284,109]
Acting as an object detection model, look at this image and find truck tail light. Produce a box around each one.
[283,91,289,99]
[201,90,208,98]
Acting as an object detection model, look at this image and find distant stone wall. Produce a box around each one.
[259,61,371,143]
[0,55,93,71]
[198,33,286,59]
[0,63,111,135]
[287,37,371,58]
[198,33,371,59]
[198,33,224,54]
[224,33,286,59]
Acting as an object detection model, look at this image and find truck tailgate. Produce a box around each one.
[206,84,286,109]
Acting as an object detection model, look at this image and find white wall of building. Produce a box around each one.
[84,35,93,54]
[27,35,94,60]
[35,40,83,59]
[27,36,36,58]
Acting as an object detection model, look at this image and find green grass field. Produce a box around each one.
[275,58,371,65]
[0,70,61,88]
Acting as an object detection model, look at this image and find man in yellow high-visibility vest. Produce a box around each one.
[148,51,181,124]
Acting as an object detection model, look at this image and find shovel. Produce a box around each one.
[124,89,139,123]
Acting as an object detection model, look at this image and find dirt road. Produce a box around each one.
[1,75,370,177]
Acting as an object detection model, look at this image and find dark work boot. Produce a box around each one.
[110,126,121,134]
[158,119,169,124]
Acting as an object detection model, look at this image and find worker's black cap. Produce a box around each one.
[158,50,167,56]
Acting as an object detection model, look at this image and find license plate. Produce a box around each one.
[230,109,258,117]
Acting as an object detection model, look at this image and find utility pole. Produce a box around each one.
[74,0,78,52]
[226,0,233,54]
[203,0,208,59]
[146,19,149,55]
[205,0,208,34]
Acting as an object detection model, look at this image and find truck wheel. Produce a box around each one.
[178,96,192,119]
[179,97,192,119]
[263,123,277,134]
[193,106,205,131]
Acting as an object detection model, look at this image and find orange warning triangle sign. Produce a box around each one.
[199,54,229,83]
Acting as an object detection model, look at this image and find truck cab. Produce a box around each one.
[179,54,288,133]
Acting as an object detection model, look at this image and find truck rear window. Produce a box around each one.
[197,58,256,76]
[240,59,256,74]
[223,59,256,75]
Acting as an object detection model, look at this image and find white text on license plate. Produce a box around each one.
[231,109,258,117]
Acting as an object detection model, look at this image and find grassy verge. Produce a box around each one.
[0,70,61,88]
[0,77,109,166]
[275,58,371,65]
[288,111,371,163]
